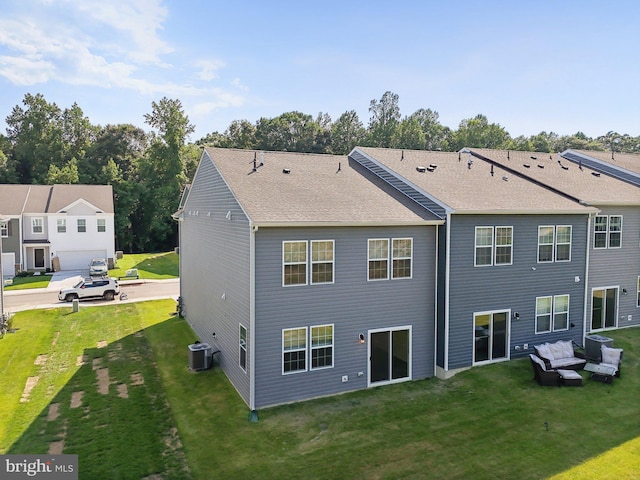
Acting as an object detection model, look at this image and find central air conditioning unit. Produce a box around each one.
[188,342,213,371]
[584,335,613,362]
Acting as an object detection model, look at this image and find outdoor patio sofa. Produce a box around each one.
[529,354,583,387]
[533,340,586,370]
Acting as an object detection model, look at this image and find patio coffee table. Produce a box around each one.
[584,363,616,384]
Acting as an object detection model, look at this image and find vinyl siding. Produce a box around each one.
[446,214,589,370]
[586,206,640,331]
[253,225,437,408]
[179,152,252,405]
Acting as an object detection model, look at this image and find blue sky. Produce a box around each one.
[1,0,639,142]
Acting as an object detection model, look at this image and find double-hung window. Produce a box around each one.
[282,325,333,374]
[0,221,7,238]
[32,217,43,234]
[311,240,334,284]
[57,219,66,233]
[368,238,413,280]
[77,219,87,233]
[475,226,512,266]
[97,218,106,233]
[311,324,333,370]
[283,241,307,286]
[535,295,570,333]
[538,225,572,262]
[283,240,335,286]
[282,327,307,374]
[594,215,622,249]
[239,325,247,372]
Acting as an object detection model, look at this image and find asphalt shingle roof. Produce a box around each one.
[202,147,442,225]
[0,184,114,215]
[470,149,640,206]
[357,147,599,214]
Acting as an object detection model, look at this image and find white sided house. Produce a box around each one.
[0,184,115,273]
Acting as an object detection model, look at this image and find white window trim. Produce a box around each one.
[32,217,43,234]
[57,218,66,233]
[494,226,513,266]
[0,221,7,238]
[239,324,247,373]
[282,327,308,375]
[535,294,570,334]
[637,276,640,308]
[77,218,87,233]
[391,237,413,279]
[474,226,494,267]
[368,238,390,281]
[310,240,335,285]
[310,323,334,371]
[97,218,106,233]
[594,215,623,249]
[555,225,572,262]
[282,241,308,287]
[608,215,623,249]
[537,225,555,263]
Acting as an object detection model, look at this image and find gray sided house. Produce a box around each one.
[176,147,442,409]
[471,149,640,335]
[352,148,598,378]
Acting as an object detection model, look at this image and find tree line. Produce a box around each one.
[1,91,637,253]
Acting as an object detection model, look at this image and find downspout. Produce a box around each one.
[444,212,452,372]
[248,223,257,421]
[433,224,439,377]
[582,213,595,344]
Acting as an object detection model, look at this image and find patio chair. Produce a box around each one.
[600,344,623,378]
[529,354,560,386]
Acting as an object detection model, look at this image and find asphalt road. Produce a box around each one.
[3,278,180,313]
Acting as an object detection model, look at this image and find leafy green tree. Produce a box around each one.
[45,158,79,184]
[5,93,65,183]
[62,103,98,180]
[136,98,195,251]
[451,114,511,150]
[224,119,257,149]
[365,91,400,147]
[255,111,324,152]
[331,110,366,154]
[408,108,450,150]
[392,116,426,150]
[86,124,147,183]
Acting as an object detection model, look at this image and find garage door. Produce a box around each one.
[56,250,107,271]
[2,252,15,276]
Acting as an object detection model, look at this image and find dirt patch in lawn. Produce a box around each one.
[47,403,60,421]
[97,340,108,349]
[52,331,60,347]
[92,358,102,370]
[20,376,39,403]
[70,391,84,409]
[76,354,88,366]
[96,368,110,395]
[117,383,129,399]
[35,354,48,365]
[130,373,145,385]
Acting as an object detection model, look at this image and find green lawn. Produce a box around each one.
[4,274,52,290]
[110,251,179,279]
[1,303,639,479]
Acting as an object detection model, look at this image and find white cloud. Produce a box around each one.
[191,89,245,116]
[194,59,226,81]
